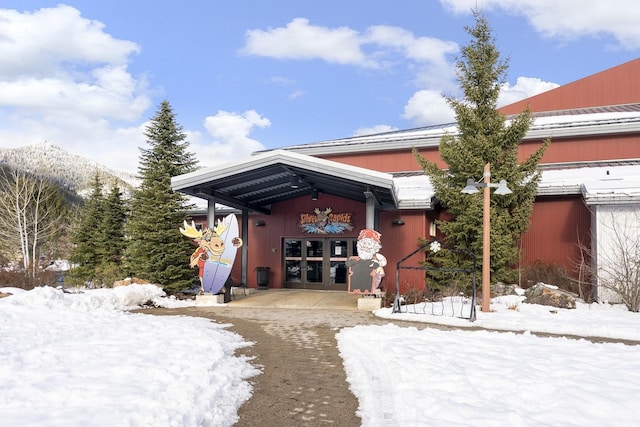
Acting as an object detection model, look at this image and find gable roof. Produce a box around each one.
[171,150,398,214]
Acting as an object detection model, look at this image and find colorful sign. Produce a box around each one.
[298,207,354,234]
[180,214,243,294]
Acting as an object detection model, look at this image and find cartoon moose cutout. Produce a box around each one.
[180,217,243,295]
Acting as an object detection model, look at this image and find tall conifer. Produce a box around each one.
[124,100,198,293]
[93,183,128,286]
[99,184,127,265]
[69,173,105,284]
[413,12,549,283]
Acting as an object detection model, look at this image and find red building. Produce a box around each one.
[172,59,640,301]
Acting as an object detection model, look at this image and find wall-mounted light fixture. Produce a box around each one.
[392,217,405,226]
[254,219,266,227]
[311,188,319,200]
[290,175,300,188]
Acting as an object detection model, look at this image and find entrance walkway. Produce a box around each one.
[228,288,361,310]
[144,289,640,426]
[145,290,417,426]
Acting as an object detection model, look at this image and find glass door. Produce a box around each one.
[305,239,324,286]
[284,239,303,284]
[284,238,355,290]
[329,240,349,290]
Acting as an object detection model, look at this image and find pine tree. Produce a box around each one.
[94,183,127,286]
[413,12,549,283]
[124,100,198,293]
[68,172,105,285]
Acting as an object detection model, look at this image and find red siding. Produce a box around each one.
[202,204,434,290]
[323,149,448,172]
[519,196,591,281]
[521,134,640,164]
[378,210,429,293]
[323,133,640,173]
[247,193,365,288]
[500,58,640,114]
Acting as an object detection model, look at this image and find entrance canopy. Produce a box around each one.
[171,150,399,214]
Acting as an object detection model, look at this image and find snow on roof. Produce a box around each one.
[539,163,640,204]
[271,106,640,158]
[579,165,640,204]
[393,175,435,209]
[391,162,640,209]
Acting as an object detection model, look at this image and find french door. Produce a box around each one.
[283,238,357,290]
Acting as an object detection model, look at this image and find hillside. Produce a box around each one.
[0,142,138,196]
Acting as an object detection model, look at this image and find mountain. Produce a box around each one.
[0,142,138,197]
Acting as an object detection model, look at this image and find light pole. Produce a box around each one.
[462,163,512,313]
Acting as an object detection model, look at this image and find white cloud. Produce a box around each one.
[270,76,296,85]
[498,76,559,107]
[241,18,460,76]
[440,0,640,49]
[0,116,147,173]
[196,110,271,167]
[365,25,458,64]
[402,77,559,126]
[0,5,139,78]
[240,18,376,67]
[242,19,463,129]
[0,5,151,172]
[288,90,306,100]
[402,90,456,126]
[353,124,399,137]
[364,25,459,91]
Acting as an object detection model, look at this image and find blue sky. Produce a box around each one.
[1,0,639,172]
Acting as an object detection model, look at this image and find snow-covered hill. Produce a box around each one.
[0,142,138,196]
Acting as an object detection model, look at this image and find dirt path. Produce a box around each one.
[144,306,403,426]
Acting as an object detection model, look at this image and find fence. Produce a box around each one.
[392,239,477,322]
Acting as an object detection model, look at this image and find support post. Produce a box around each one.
[482,163,491,313]
[207,199,216,230]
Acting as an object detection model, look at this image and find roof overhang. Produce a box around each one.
[171,150,398,214]
[537,161,640,203]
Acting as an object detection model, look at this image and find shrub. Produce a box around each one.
[521,261,583,296]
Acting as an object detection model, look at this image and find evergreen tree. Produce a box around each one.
[68,173,105,285]
[94,183,127,286]
[413,12,549,283]
[124,100,198,293]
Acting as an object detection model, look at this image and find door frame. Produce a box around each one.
[283,237,356,290]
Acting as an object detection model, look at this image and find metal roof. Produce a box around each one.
[171,150,398,214]
[172,106,640,213]
[256,104,640,158]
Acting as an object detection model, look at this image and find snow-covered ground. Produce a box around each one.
[2,284,640,426]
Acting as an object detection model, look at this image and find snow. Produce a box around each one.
[0,285,256,427]
[2,285,640,426]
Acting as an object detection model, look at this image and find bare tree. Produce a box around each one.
[0,168,67,281]
[575,206,640,312]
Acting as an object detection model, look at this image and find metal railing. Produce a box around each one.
[392,239,477,321]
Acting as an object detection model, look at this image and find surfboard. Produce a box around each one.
[202,214,240,294]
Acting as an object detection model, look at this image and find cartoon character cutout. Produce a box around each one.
[346,229,387,294]
[180,220,243,294]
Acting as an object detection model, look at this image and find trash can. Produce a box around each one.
[256,267,270,289]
